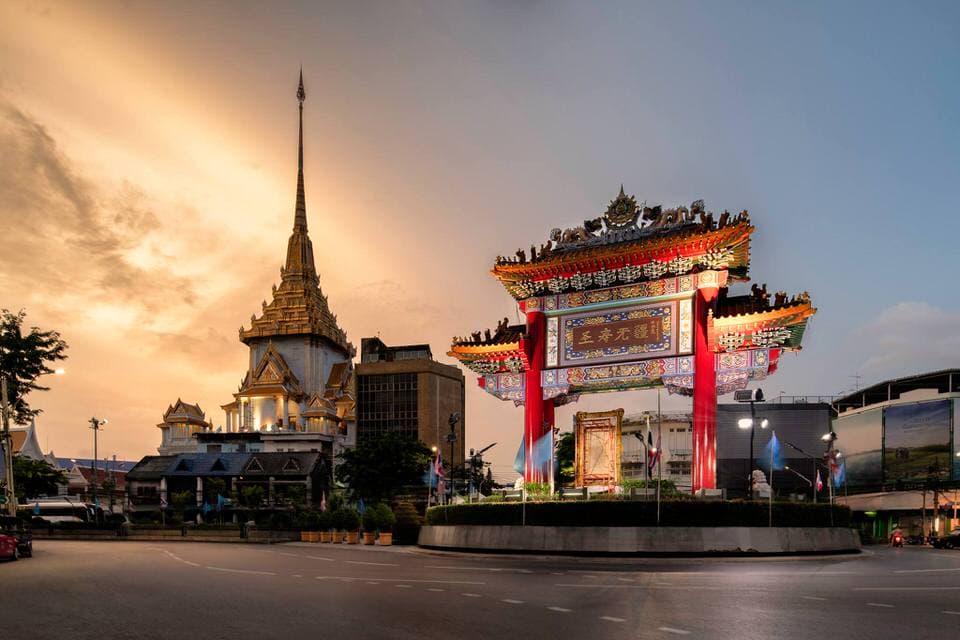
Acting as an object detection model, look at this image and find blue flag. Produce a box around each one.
[33,501,41,515]
[202,502,213,514]
[357,498,366,515]
[762,431,785,471]
[832,459,846,487]
[513,436,525,475]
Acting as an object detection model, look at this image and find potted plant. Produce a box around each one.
[299,511,311,543]
[373,503,395,546]
[303,511,321,543]
[342,508,361,544]
[318,510,333,543]
[361,506,378,545]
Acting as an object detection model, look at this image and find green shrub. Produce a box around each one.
[318,510,333,531]
[392,500,422,544]
[303,510,322,531]
[340,508,361,531]
[425,500,851,528]
[524,482,551,501]
[363,503,395,532]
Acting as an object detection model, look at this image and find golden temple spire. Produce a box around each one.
[295,67,307,232]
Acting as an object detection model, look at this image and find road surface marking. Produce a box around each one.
[366,582,379,585]
[617,577,634,582]
[894,567,960,574]
[427,588,445,592]
[802,596,827,601]
[345,560,399,567]
[205,566,277,576]
[279,552,300,557]
[461,593,482,598]
[291,574,303,578]
[548,606,572,613]
[306,556,335,562]
[854,586,960,592]
[866,603,894,608]
[502,599,524,604]
[942,611,960,615]
[159,550,200,567]
[315,576,484,585]
[396,584,412,588]
[658,627,690,635]
[551,572,564,575]
[600,616,626,623]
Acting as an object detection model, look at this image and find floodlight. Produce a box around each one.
[760,418,770,429]
[54,368,66,375]
[734,388,764,403]
[738,418,753,430]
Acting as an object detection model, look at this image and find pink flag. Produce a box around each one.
[815,470,824,492]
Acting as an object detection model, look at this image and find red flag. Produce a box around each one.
[815,470,824,492]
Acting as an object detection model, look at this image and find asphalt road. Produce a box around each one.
[2,540,959,639]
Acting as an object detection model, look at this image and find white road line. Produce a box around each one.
[461,593,482,598]
[617,577,634,582]
[802,596,827,601]
[942,611,960,615]
[315,576,484,585]
[345,560,399,567]
[658,627,691,635]
[306,556,335,562]
[205,566,277,576]
[547,606,572,613]
[396,584,412,588]
[291,574,303,578]
[502,599,524,604]
[159,550,200,567]
[427,588,446,592]
[854,586,960,592]
[367,582,379,585]
[599,616,626,623]
[894,567,960,574]
[866,603,894,608]
[551,572,564,576]
[279,552,301,557]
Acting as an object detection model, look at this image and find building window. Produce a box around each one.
[357,373,419,440]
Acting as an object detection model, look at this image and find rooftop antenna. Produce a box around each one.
[850,372,862,391]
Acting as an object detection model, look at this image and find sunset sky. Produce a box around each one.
[1,1,958,479]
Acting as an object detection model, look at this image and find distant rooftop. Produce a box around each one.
[360,337,432,363]
[833,368,960,414]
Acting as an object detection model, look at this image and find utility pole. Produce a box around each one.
[89,417,107,509]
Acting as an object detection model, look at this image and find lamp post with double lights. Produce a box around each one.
[88,417,108,509]
[821,430,840,505]
[735,388,768,500]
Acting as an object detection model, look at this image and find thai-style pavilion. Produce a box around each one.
[219,72,356,440]
[448,189,816,493]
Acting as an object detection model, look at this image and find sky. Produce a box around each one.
[1,1,958,480]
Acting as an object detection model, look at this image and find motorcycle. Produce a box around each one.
[891,532,904,548]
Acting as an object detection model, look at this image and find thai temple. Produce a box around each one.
[157,72,356,456]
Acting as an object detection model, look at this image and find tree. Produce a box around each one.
[556,432,575,485]
[170,490,193,521]
[12,455,66,501]
[335,432,431,503]
[0,309,68,424]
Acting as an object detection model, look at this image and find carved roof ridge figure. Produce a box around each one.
[240,71,354,356]
[603,184,640,229]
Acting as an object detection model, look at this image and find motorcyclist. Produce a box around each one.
[891,527,904,546]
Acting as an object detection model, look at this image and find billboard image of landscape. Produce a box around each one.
[835,407,882,487]
[883,400,952,482]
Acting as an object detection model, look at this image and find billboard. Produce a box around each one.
[883,400,952,483]
[835,407,882,487]
[575,409,623,487]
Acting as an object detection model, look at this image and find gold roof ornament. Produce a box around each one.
[239,70,354,356]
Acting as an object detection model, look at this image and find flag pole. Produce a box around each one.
[769,430,775,527]
[644,415,650,502]
[656,389,662,526]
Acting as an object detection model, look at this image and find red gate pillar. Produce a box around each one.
[524,309,546,483]
[692,283,719,493]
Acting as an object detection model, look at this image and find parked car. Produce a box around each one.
[931,531,960,550]
[0,516,33,558]
[0,532,18,561]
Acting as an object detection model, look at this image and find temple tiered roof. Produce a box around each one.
[448,318,527,375]
[491,188,753,300]
[239,70,354,356]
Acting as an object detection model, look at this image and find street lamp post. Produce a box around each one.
[88,417,108,508]
[735,388,768,500]
[1,374,15,516]
[1,362,65,516]
[447,413,459,503]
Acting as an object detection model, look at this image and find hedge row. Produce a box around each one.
[425,500,851,528]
